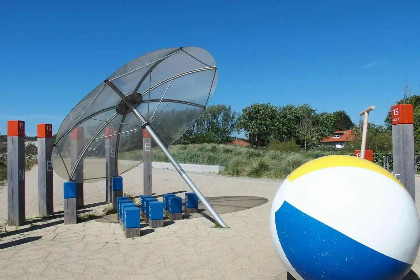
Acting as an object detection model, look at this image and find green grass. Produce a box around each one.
[152,143,336,179]
[77,213,101,222]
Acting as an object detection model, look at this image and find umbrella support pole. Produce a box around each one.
[144,124,228,228]
[105,79,228,228]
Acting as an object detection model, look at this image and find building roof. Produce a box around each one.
[231,139,250,147]
[321,130,355,143]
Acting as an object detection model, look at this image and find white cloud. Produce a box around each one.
[362,60,388,69]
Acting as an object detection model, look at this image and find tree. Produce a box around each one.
[236,103,277,146]
[275,104,326,149]
[318,112,335,138]
[296,105,319,149]
[180,105,237,144]
[275,105,300,142]
[332,110,354,131]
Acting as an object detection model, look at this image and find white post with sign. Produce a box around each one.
[38,124,54,216]
[143,129,152,195]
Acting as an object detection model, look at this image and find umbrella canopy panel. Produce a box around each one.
[52,47,218,183]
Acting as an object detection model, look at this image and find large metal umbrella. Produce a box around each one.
[52,47,227,228]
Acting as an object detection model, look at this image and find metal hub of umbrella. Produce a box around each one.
[52,47,227,227]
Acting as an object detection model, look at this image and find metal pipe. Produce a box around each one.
[106,80,228,228]
[144,123,228,228]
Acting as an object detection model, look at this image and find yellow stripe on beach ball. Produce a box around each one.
[288,155,404,189]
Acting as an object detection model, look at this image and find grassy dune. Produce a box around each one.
[153,143,332,179]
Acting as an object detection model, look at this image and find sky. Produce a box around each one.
[1,0,420,136]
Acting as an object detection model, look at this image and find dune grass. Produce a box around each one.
[152,143,328,179]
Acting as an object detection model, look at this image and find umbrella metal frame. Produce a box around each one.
[104,79,228,228]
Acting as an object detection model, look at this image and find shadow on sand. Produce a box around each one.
[404,270,420,280]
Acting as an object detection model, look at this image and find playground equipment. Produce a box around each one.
[270,155,420,280]
[51,47,227,228]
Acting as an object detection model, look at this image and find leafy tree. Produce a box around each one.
[318,112,335,138]
[275,104,328,149]
[237,103,277,146]
[180,105,237,144]
[275,105,301,142]
[296,105,319,149]
[332,110,354,131]
[347,123,392,153]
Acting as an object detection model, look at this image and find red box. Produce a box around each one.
[354,150,373,162]
[7,120,25,137]
[37,124,52,138]
[391,104,413,125]
[142,129,151,138]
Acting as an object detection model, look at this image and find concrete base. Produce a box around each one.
[164,209,169,217]
[185,207,198,213]
[168,213,182,220]
[150,219,163,228]
[64,198,77,224]
[125,227,141,238]
[145,216,149,223]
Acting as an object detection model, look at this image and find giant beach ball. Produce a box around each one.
[270,155,420,280]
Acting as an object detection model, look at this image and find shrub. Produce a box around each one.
[268,139,300,152]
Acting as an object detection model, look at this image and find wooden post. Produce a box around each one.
[143,129,152,195]
[392,104,415,200]
[359,106,375,159]
[64,181,77,224]
[70,127,84,209]
[105,127,117,203]
[37,124,53,216]
[7,120,25,226]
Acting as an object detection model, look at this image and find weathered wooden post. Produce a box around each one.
[143,129,152,195]
[37,124,53,216]
[7,120,25,226]
[64,181,77,224]
[71,127,84,208]
[392,104,415,200]
[105,126,117,203]
[359,105,375,159]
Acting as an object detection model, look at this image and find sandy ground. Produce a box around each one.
[0,165,419,280]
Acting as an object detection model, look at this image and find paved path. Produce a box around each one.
[0,166,419,279]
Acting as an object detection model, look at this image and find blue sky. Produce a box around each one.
[1,0,420,136]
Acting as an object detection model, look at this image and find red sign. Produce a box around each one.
[8,120,25,137]
[104,127,117,139]
[391,104,413,125]
[354,150,374,162]
[37,124,52,138]
[142,129,151,138]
